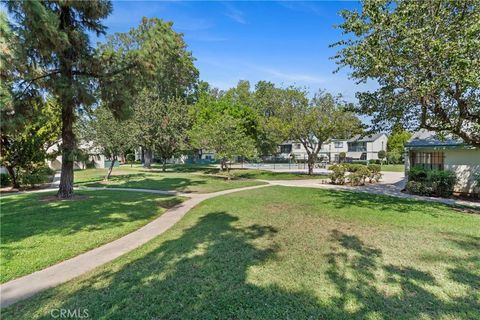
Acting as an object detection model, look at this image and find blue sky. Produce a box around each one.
[101,0,375,102]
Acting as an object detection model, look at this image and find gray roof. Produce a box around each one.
[348,133,386,143]
[405,129,464,148]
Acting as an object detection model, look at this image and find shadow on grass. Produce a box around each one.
[325,230,479,319]
[0,193,183,247]
[79,175,208,192]
[6,212,479,319]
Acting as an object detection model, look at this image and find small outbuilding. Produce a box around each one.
[405,130,480,195]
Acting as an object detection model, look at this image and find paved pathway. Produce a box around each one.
[2,175,478,308]
[0,184,269,308]
[265,172,480,209]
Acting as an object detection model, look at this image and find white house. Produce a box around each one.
[405,130,480,195]
[47,141,106,170]
[278,133,388,162]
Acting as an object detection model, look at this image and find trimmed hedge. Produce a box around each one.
[406,166,457,197]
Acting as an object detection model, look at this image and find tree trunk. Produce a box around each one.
[307,154,315,175]
[57,100,75,199]
[6,166,20,189]
[220,158,226,172]
[56,5,76,199]
[141,147,145,164]
[162,159,167,172]
[143,149,152,168]
[105,156,116,180]
[226,161,231,180]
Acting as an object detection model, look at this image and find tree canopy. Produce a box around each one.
[281,89,363,174]
[131,90,190,170]
[333,0,480,146]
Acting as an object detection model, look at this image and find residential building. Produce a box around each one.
[405,130,480,195]
[47,141,106,170]
[278,133,388,162]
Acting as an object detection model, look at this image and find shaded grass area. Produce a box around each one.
[75,167,265,193]
[3,186,479,319]
[0,191,185,283]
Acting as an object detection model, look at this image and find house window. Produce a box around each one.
[280,144,292,154]
[334,141,343,148]
[348,142,367,152]
[410,151,444,170]
[295,143,302,150]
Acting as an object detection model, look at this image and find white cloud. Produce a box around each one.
[257,67,326,84]
[224,3,247,24]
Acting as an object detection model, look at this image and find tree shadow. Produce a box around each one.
[5,212,479,319]
[80,176,208,192]
[0,192,183,245]
[325,230,479,319]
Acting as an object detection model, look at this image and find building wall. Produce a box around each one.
[444,149,480,194]
[366,135,388,160]
[47,154,106,170]
[405,148,480,195]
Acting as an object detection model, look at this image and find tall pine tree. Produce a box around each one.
[5,1,113,198]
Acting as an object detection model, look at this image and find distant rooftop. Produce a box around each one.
[405,129,464,148]
[348,133,386,143]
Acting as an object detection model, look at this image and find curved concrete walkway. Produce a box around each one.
[1,177,478,308]
[0,184,269,308]
[265,177,480,209]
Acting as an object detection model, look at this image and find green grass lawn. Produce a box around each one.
[75,166,266,193]
[4,186,479,319]
[380,164,405,172]
[0,190,185,283]
[206,168,328,180]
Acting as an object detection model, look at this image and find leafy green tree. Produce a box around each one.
[333,0,480,146]
[191,90,258,145]
[387,126,412,163]
[252,81,291,157]
[4,1,116,198]
[283,90,363,175]
[0,98,61,188]
[190,114,257,178]
[99,17,199,163]
[377,150,386,165]
[131,91,190,171]
[0,11,13,110]
[80,106,134,180]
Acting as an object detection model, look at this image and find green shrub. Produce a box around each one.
[387,150,402,164]
[367,164,382,182]
[0,173,11,187]
[329,164,346,185]
[408,166,428,182]
[351,160,368,165]
[344,163,364,172]
[406,181,429,195]
[19,166,55,188]
[407,168,456,197]
[378,150,386,162]
[428,170,457,197]
[348,166,371,186]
